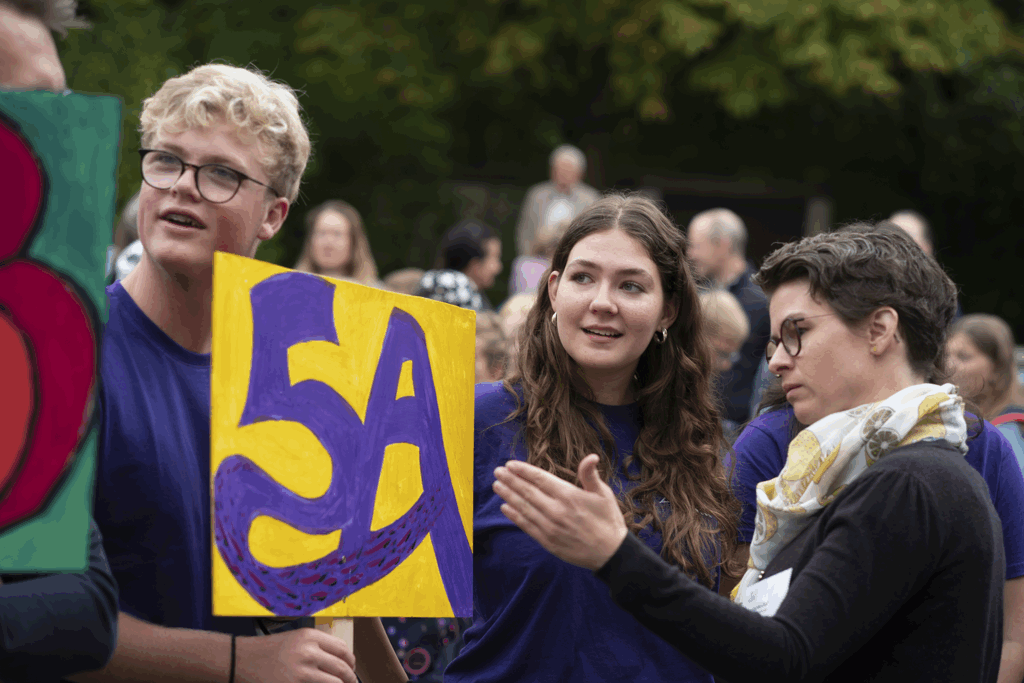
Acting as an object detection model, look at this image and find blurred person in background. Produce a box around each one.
[415,269,485,312]
[382,267,425,295]
[498,291,535,340]
[475,310,508,383]
[948,313,1024,471]
[417,218,501,310]
[112,192,142,281]
[515,144,599,256]
[699,289,750,442]
[496,292,536,375]
[294,199,381,286]
[888,209,933,257]
[0,2,119,680]
[686,208,770,426]
[508,219,566,296]
[886,211,963,318]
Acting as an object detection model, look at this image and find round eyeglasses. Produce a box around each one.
[138,149,281,204]
[765,314,835,363]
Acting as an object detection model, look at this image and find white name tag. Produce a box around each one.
[739,568,792,617]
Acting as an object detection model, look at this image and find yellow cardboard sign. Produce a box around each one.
[211,253,474,617]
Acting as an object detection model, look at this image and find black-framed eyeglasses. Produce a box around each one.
[765,314,835,363]
[138,149,282,203]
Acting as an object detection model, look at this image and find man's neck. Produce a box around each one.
[120,255,214,354]
[715,254,749,288]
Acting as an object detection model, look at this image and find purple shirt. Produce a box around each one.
[732,404,1024,579]
[445,382,715,683]
[95,282,254,634]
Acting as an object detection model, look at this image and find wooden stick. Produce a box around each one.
[314,616,354,650]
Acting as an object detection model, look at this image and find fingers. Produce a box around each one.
[502,459,581,498]
[493,465,558,510]
[498,500,549,548]
[315,659,357,683]
[577,454,604,493]
[309,670,356,683]
[492,472,558,536]
[309,628,357,671]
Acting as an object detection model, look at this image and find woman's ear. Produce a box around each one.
[866,306,900,351]
[547,270,561,304]
[660,298,679,331]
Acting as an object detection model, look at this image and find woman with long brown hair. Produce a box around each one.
[947,313,1024,476]
[294,200,380,286]
[444,193,739,683]
[948,313,1024,422]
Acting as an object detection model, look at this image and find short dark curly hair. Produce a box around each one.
[1,0,87,36]
[435,219,499,272]
[753,222,959,382]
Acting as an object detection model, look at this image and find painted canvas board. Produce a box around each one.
[0,91,120,570]
[211,253,474,617]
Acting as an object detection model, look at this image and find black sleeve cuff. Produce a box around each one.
[595,531,693,607]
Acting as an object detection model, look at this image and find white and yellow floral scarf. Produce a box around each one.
[732,383,968,604]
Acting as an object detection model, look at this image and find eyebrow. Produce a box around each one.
[770,313,813,335]
[159,143,247,171]
[566,258,654,280]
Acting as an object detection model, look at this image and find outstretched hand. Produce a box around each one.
[492,454,628,571]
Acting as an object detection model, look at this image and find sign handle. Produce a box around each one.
[314,616,354,651]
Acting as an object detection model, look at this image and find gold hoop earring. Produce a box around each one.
[655,328,668,344]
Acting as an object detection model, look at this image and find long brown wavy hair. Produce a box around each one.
[295,200,379,285]
[503,193,740,587]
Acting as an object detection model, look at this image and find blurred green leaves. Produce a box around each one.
[59,0,1022,298]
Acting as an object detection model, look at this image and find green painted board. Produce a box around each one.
[0,91,120,571]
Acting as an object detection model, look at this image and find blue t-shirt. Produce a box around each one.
[732,404,1024,579]
[444,382,715,683]
[95,282,253,634]
[995,405,1024,475]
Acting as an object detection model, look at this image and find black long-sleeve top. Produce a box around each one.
[0,519,118,683]
[597,443,1004,682]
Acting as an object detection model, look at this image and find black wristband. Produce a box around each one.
[229,634,237,683]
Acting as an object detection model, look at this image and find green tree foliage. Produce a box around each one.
[62,0,1024,322]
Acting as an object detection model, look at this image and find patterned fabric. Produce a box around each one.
[415,269,485,312]
[733,383,969,603]
[381,617,473,681]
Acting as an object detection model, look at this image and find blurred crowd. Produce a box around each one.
[109,142,1024,468]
